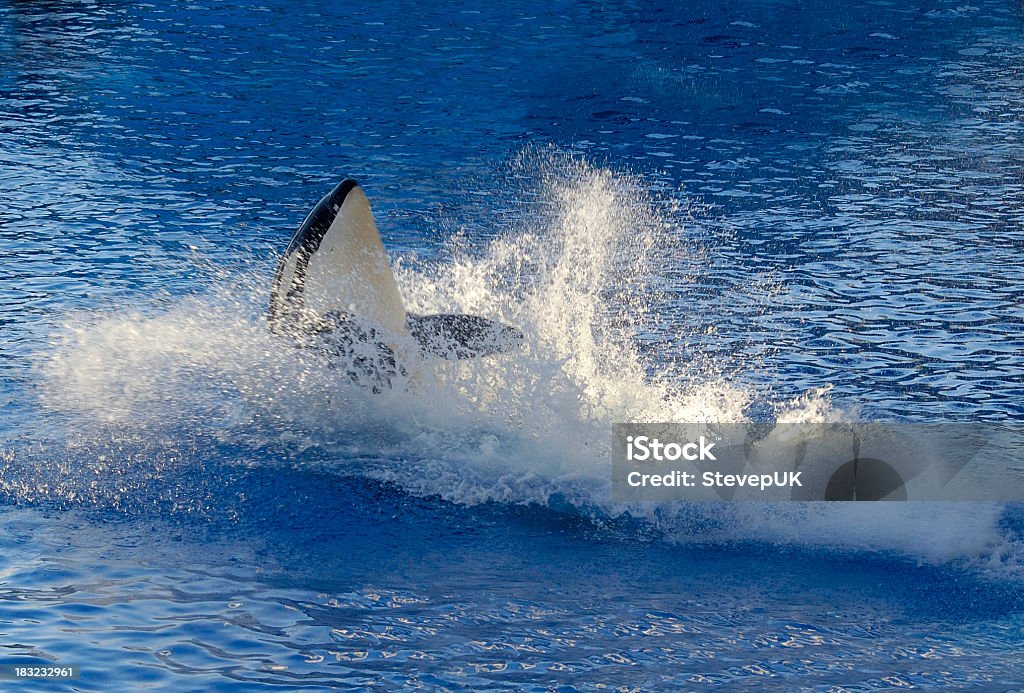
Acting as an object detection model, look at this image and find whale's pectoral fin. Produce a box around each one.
[269,179,410,339]
[407,314,523,360]
[270,178,523,370]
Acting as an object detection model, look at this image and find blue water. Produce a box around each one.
[3,0,1024,690]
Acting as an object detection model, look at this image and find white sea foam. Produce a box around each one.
[35,151,1020,573]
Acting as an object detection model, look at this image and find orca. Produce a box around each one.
[269,179,522,390]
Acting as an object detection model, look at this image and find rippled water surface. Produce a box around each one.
[2,0,1024,690]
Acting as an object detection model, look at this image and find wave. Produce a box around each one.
[26,149,1023,578]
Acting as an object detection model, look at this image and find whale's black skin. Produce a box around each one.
[270,179,524,389]
[308,310,402,394]
[302,311,524,392]
[407,314,523,360]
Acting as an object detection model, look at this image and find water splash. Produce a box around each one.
[41,151,781,455]
[27,151,1022,576]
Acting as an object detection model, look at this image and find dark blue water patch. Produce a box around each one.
[1,484,1022,689]
[1,443,1020,621]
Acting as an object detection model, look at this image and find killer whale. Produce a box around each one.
[270,179,522,389]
